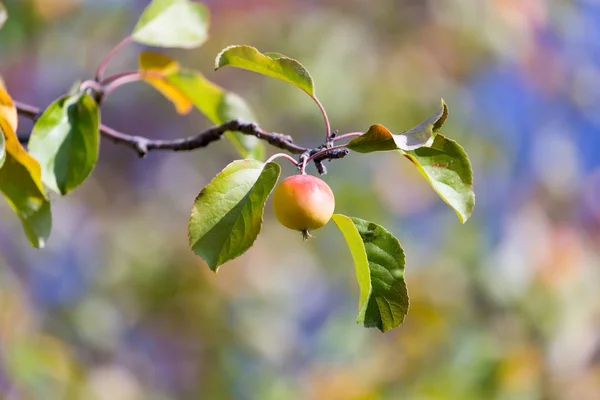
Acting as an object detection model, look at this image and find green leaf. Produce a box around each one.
[348,100,448,152]
[403,134,475,223]
[215,45,315,97]
[0,2,6,31]
[332,214,409,332]
[166,68,264,160]
[28,93,100,195]
[132,0,209,49]
[345,100,474,222]
[0,117,52,248]
[189,160,280,271]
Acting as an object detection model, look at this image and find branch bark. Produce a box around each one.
[15,100,349,174]
[14,101,307,157]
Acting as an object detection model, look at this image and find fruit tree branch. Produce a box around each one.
[14,101,308,158]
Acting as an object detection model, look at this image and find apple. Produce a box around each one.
[273,174,335,239]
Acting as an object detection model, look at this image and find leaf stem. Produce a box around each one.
[333,132,363,142]
[265,153,299,167]
[99,71,166,100]
[100,70,141,84]
[312,96,331,141]
[95,36,133,82]
[101,72,145,98]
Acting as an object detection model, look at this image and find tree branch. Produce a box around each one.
[15,100,349,173]
[14,101,307,158]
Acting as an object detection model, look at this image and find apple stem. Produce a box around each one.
[302,230,314,241]
[300,154,309,175]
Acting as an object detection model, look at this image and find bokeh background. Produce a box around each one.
[1,0,600,399]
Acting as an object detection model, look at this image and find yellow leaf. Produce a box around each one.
[139,51,180,75]
[0,116,51,248]
[0,84,18,132]
[0,116,46,200]
[138,51,192,115]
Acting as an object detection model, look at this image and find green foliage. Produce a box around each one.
[28,93,100,195]
[0,0,476,331]
[347,100,473,222]
[404,134,475,223]
[333,214,409,332]
[132,0,209,49]
[215,45,315,97]
[139,51,264,159]
[0,118,51,248]
[189,160,280,271]
[347,100,447,152]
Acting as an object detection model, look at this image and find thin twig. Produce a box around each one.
[14,101,39,119]
[14,101,307,158]
[306,144,349,163]
[301,143,350,174]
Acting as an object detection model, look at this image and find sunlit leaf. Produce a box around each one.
[403,134,475,223]
[139,52,193,115]
[348,100,448,152]
[132,0,209,49]
[189,160,280,271]
[28,93,100,195]
[0,117,51,248]
[333,214,409,332]
[139,51,179,75]
[346,100,474,222]
[215,45,315,97]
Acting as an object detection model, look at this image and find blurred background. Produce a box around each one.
[1,0,600,399]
